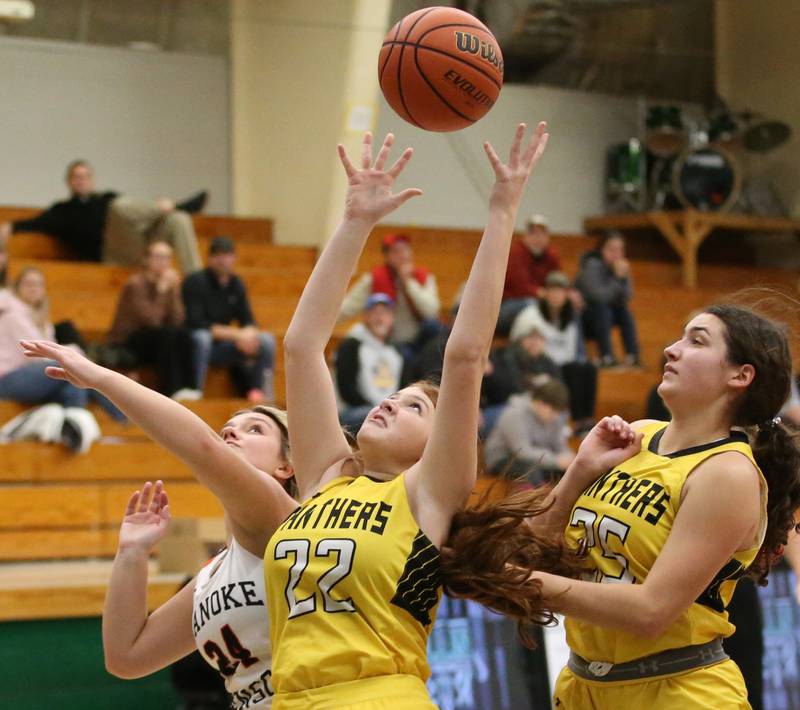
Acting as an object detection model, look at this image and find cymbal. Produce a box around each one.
[743,121,792,152]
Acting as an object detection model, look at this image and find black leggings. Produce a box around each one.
[124,326,196,396]
[561,361,597,421]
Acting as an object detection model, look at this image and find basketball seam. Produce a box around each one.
[382,39,502,92]
[379,18,404,83]
[395,7,438,128]
[412,44,475,124]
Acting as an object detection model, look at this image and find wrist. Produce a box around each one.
[341,215,377,232]
[116,541,152,559]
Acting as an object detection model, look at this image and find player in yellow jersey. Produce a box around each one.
[265,123,561,709]
[503,302,800,709]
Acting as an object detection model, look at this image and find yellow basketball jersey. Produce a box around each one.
[264,473,442,698]
[564,421,767,665]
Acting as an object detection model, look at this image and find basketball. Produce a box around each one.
[378,6,504,132]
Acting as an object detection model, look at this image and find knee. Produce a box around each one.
[191,329,212,352]
[258,331,276,353]
[163,211,192,230]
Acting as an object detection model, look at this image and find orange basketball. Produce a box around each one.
[378,6,504,132]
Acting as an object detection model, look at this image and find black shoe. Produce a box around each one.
[176,190,209,214]
[61,418,82,452]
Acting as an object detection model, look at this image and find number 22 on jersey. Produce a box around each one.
[274,538,357,618]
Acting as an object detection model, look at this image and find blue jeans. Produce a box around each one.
[496,298,535,335]
[191,330,275,396]
[582,301,640,359]
[0,361,88,408]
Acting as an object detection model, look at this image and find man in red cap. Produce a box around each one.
[339,232,441,360]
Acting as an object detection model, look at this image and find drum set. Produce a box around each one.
[606,104,792,214]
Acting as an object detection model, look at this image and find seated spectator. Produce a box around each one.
[182,236,275,403]
[481,325,561,436]
[510,271,597,435]
[339,233,441,359]
[0,263,101,451]
[0,160,206,273]
[484,379,574,485]
[335,293,403,433]
[497,214,563,334]
[575,231,641,368]
[108,241,199,400]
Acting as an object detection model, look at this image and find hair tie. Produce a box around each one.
[759,416,782,431]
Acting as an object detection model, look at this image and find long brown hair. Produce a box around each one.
[406,380,583,647]
[704,303,800,584]
[443,481,583,647]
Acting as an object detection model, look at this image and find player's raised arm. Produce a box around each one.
[19,340,296,540]
[283,132,421,498]
[407,122,548,546]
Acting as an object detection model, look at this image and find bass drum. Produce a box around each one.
[671,146,741,211]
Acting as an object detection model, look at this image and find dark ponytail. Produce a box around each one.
[748,420,800,583]
[442,480,584,648]
[706,303,800,585]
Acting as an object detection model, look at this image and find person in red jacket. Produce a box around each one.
[497,214,561,334]
[339,232,441,360]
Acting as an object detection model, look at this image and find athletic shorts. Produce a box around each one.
[271,674,437,710]
[553,659,751,709]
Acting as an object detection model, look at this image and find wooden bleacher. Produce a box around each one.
[1,205,798,621]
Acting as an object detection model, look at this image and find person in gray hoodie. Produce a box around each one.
[335,293,404,432]
[574,231,641,368]
[483,378,575,485]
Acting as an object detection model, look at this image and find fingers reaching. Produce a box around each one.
[483,140,503,174]
[373,133,394,171]
[337,144,356,178]
[360,132,373,170]
[508,122,527,167]
[44,366,68,381]
[387,147,415,179]
[125,490,140,516]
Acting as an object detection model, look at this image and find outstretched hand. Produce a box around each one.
[19,339,105,389]
[338,132,422,225]
[484,122,549,213]
[118,480,171,553]
[572,415,644,483]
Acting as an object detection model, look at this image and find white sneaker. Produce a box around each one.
[171,388,203,401]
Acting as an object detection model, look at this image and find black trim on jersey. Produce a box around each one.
[648,427,749,459]
[695,558,747,612]
[390,529,442,626]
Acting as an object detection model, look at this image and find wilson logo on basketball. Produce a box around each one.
[454,31,503,73]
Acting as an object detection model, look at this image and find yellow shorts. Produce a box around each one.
[553,659,751,709]
[272,674,437,710]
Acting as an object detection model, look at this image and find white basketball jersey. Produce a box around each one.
[192,537,273,709]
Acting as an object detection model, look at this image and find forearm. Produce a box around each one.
[534,571,660,637]
[530,463,592,533]
[285,217,374,354]
[447,208,517,358]
[210,323,242,341]
[95,368,220,468]
[102,546,151,676]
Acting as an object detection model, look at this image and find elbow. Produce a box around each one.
[283,330,315,358]
[104,654,144,680]
[629,598,673,639]
[443,340,487,368]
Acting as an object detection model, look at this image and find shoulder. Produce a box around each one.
[684,450,761,506]
[182,269,204,285]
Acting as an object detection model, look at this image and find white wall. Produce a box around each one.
[0,37,230,212]
[375,83,641,234]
